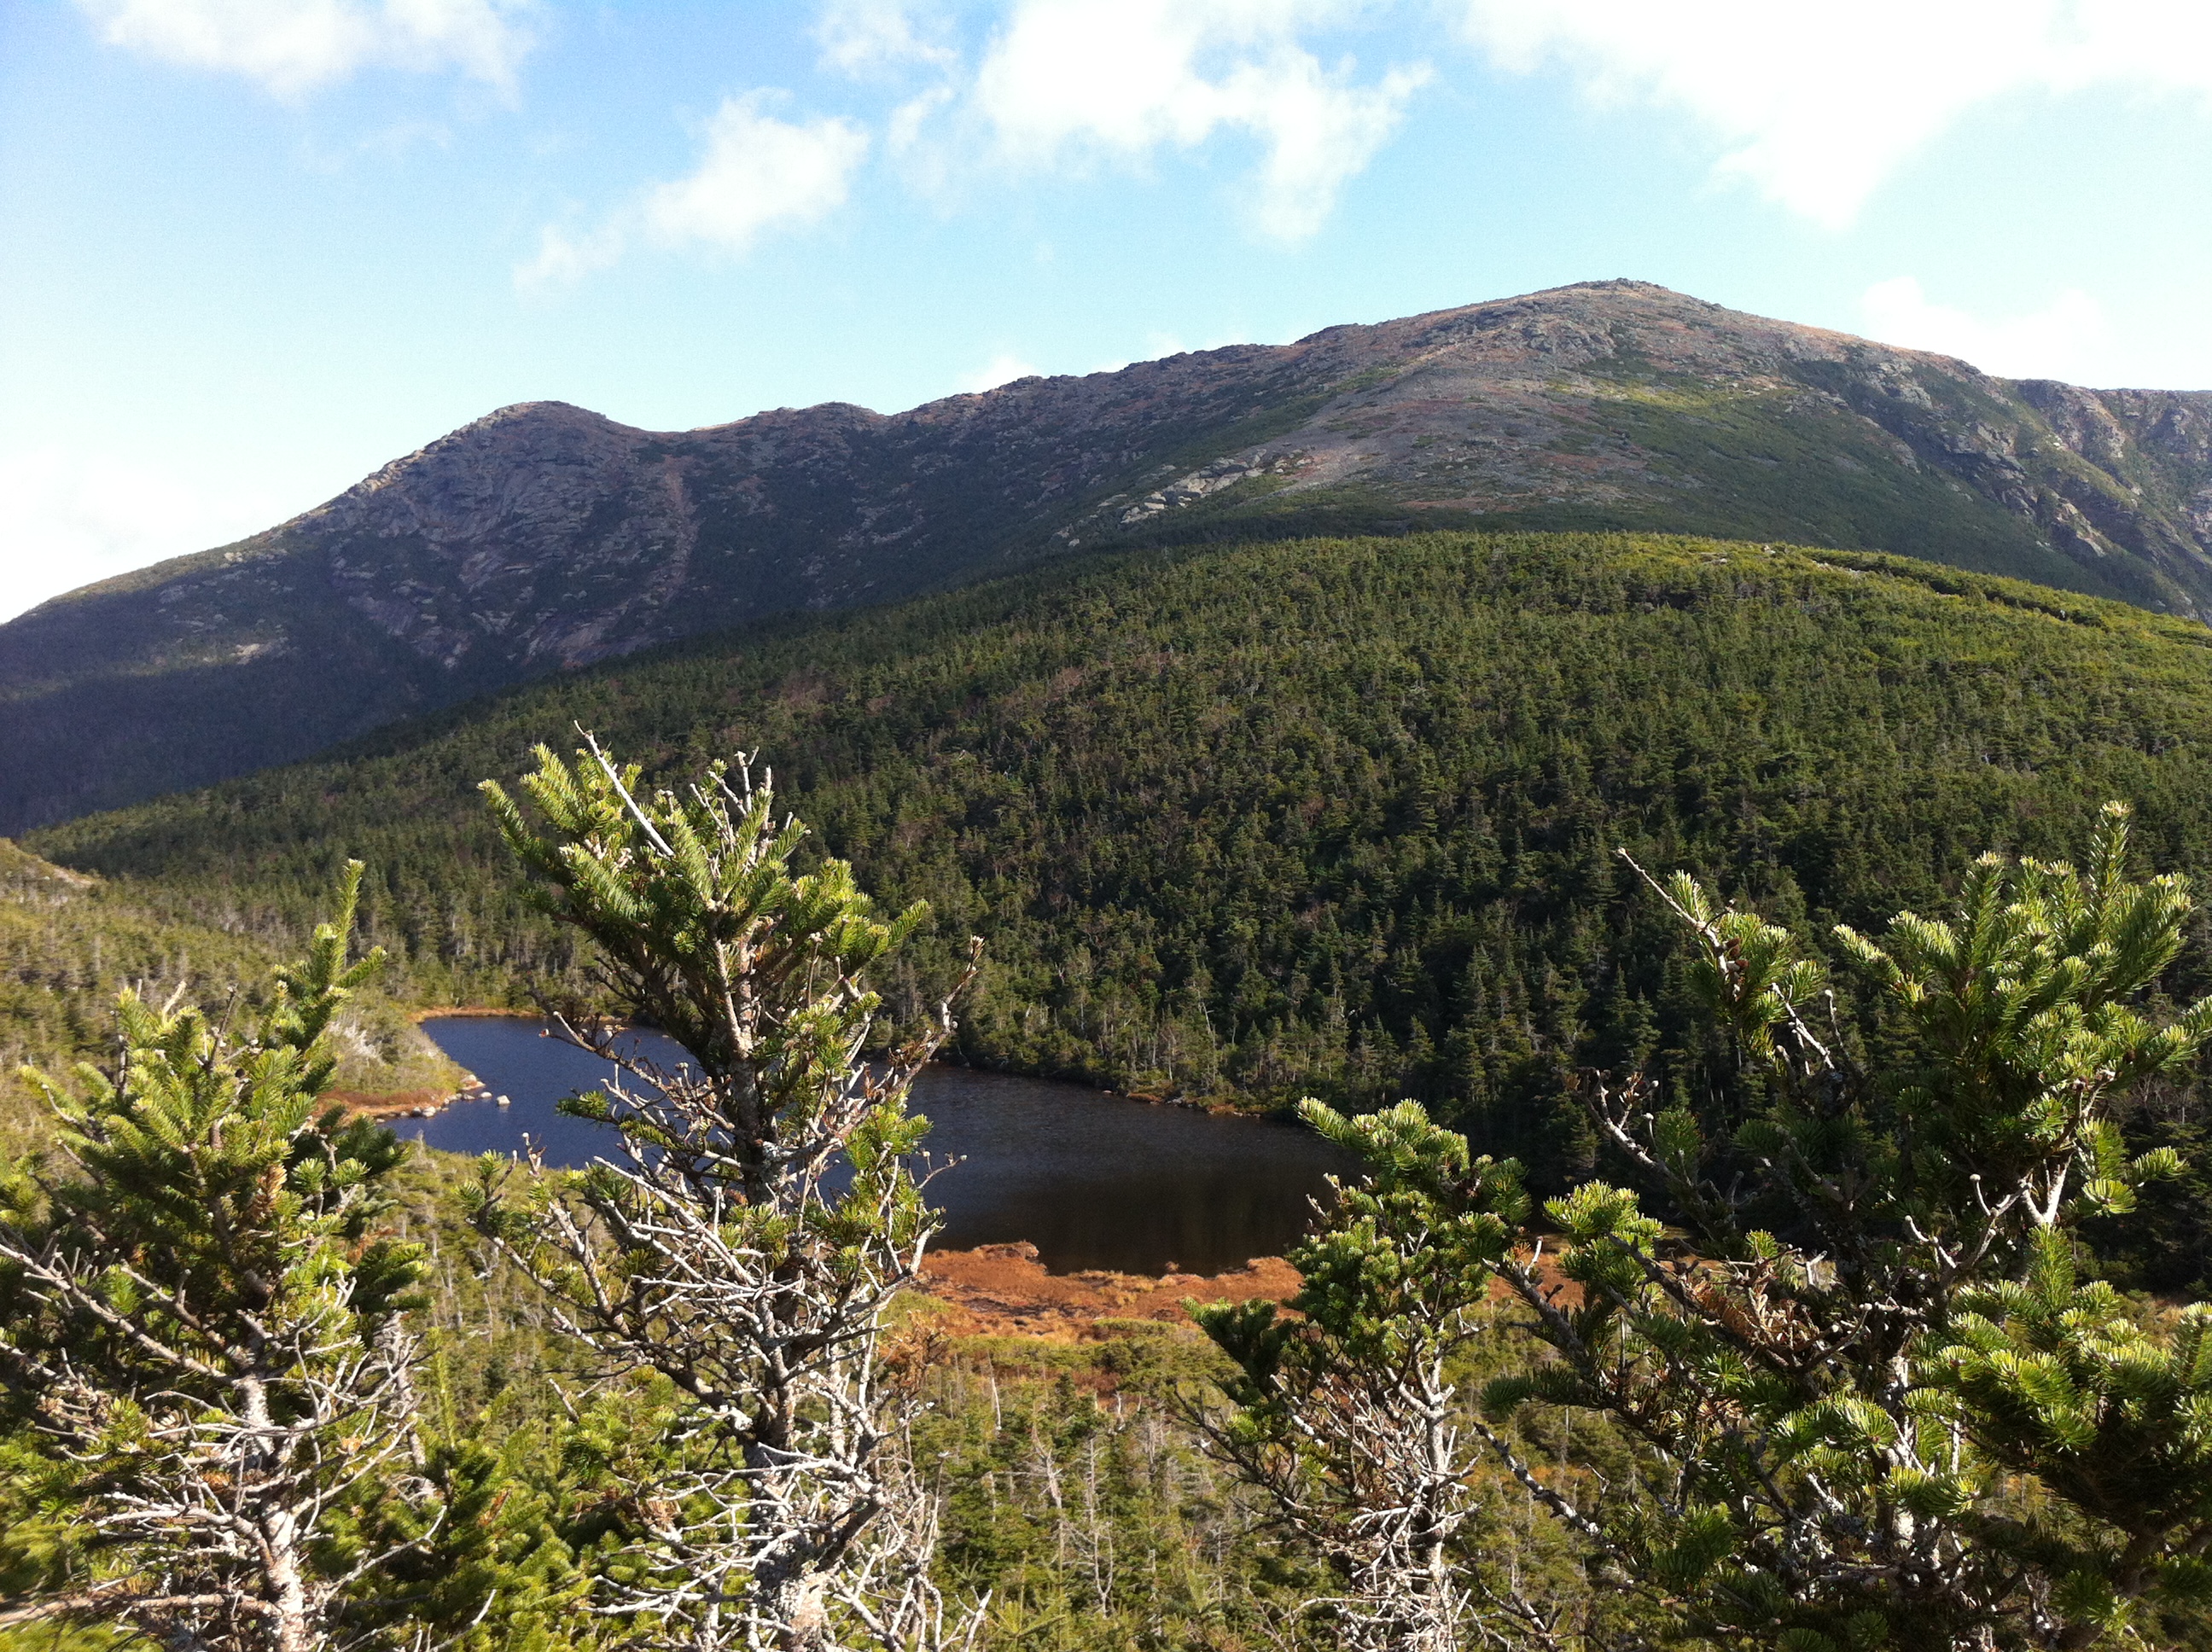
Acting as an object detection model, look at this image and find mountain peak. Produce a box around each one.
[6,279,2212,833]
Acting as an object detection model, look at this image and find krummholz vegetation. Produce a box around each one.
[0,866,432,1652]
[1193,1103,1530,1652]
[464,737,985,1652]
[1204,804,2212,1650]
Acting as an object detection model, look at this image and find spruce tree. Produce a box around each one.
[1206,804,2212,1649]
[0,864,429,1652]
[467,737,981,1652]
[1193,1103,1534,1652]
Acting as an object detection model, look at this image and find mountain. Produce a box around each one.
[6,280,2212,834]
[30,530,2212,1260]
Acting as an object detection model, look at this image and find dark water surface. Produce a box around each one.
[402,1017,1355,1275]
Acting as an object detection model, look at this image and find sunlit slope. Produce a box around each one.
[0,838,466,1154]
[10,280,2212,834]
[32,531,2212,1179]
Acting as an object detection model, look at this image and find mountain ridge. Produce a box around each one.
[7,278,2212,833]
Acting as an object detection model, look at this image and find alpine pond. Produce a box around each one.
[403,1015,1354,1275]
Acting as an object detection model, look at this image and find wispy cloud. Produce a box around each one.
[643,94,870,254]
[517,92,870,289]
[79,0,535,97]
[968,0,1427,242]
[817,0,955,77]
[1456,0,2212,228]
[958,351,1041,392]
[514,220,627,291]
[1860,277,2112,383]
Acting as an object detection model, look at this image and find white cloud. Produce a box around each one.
[0,447,289,623]
[79,0,534,97]
[970,0,1427,241]
[513,220,627,292]
[1456,0,2212,228]
[1232,51,1429,241]
[1860,277,2113,382]
[959,351,1041,392]
[643,93,871,254]
[817,0,955,77]
[525,3,1418,277]
[517,92,870,287]
[888,84,958,153]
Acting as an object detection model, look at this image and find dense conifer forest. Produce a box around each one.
[26,531,2212,1268]
[14,531,2212,1647]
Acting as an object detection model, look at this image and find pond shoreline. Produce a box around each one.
[915,1242,1301,1335]
[354,1007,1295,1128]
[389,1015,1353,1276]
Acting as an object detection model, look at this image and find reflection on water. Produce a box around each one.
[399,1017,1356,1276]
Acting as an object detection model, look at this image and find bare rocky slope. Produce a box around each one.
[6,279,2211,833]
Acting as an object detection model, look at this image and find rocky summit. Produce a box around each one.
[5,279,2210,833]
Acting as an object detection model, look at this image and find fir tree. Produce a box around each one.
[1206,804,2212,1650]
[466,737,982,1652]
[1481,803,2212,1648]
[0,864,430,1652]
[1192,1103,1532,1652]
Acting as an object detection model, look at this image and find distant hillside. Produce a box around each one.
[31,528,2212,1280]
[7,281,2212,833]
[0,839,458,1154]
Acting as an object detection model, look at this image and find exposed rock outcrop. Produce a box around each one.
[5,280,2210,832]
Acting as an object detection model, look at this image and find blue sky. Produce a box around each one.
[3,0,2210,619]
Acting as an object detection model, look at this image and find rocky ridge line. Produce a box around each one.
[4,279,2210,832]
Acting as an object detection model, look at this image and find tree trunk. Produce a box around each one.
[263,1509,315,1652]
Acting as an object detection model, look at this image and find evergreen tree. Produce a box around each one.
[0,864,429,1652]
[466,737,982,1652]
[1207,805,2212,1649]
[1193,1103,1528,1652]
[1484,803,2212,1649]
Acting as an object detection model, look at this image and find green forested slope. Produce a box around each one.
[30,532,2212,1248]
[0,842,271,1155]
[0,841,458,1151]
